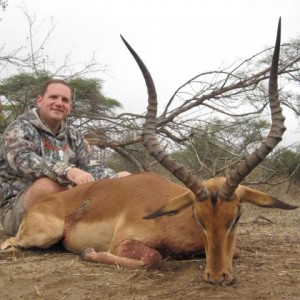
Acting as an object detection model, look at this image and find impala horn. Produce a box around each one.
[219,18,285,200]
[121,35,209,201]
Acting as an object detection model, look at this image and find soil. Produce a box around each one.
[0,204,299,300]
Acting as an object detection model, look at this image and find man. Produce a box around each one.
[0,79,129,236]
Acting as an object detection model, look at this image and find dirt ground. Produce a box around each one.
[0,200,299,300]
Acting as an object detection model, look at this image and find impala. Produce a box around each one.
[1,19,297,285]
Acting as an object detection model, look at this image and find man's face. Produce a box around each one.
[37,83,72,131]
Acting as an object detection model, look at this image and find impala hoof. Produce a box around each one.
[79,247,96,261]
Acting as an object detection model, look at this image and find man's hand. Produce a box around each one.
[65,167,95,185]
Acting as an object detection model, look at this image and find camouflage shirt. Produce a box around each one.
[0,106,116,212]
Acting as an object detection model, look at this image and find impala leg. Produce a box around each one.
[80,239,162,268]
[80,248,148,268]
[0,212,65,252]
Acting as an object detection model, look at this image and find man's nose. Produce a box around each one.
[55,98,64,105]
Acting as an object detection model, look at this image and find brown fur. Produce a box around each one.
[1,172,297,285]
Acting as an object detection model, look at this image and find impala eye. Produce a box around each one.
[230,210,242,230]
[196,218,206,230]
[227,205,242,231]
[192,210,206,230]
[233,213,241,228]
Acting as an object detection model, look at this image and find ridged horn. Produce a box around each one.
[219,18,285,200]
[121,35,209,201]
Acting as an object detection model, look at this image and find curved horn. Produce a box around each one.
[121,35,209,201]
[220,18,285,200]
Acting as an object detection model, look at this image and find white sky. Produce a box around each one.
[1,0,300,145]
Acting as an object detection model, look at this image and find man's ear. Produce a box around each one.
[36,95,42,108]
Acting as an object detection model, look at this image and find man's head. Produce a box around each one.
[37,79,73,133]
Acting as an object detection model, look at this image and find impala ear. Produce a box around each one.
[143,190,195,219]
[238,186,298,210]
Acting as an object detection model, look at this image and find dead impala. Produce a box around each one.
[0,19,297,285]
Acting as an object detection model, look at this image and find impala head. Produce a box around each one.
[122,18,298,285]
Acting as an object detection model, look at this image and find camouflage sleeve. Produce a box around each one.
[3,121,71,185]
[68,128,117,179]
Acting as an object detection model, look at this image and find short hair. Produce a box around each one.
[39,79,74,100]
